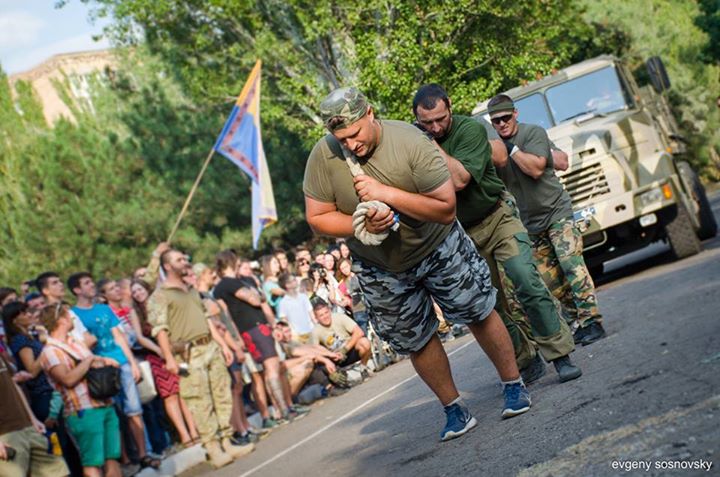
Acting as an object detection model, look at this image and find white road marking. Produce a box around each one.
[237,338,476,477]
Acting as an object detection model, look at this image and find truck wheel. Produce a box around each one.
[665,202,702,259]
[689,170,718,240]
[678,161,717,240]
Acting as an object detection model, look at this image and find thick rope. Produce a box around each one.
[342,147,399,246]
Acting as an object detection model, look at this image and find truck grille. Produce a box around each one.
[559,163,611,205]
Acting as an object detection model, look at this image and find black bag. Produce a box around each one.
[85,366,122,400]
[55,343,122,400]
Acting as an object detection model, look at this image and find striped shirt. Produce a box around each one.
[40,337,110,416]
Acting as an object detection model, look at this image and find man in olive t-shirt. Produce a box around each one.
[488,94,606,346]
[413,84,580,384]
[310,301,370,367]
[304,87,531,442]
[147,249,253,466]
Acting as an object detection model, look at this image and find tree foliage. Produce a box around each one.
[579,0,720,174]
[0,67,174,284]
[87,0,620,131]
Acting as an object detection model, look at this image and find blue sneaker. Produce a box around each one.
[502,382,531,419]
[440,402,478,441]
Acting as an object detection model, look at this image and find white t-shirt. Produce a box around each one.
[69,309,89,343]
[278,293,315,335]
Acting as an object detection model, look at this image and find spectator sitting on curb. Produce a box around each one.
[273,322,350,403]
[310,300,372,374]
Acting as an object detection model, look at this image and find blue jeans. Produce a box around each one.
[115,363,143,417]
[353,311,370,336]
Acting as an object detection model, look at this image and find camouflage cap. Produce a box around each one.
[488,98,515,118]
[320,87,369,132]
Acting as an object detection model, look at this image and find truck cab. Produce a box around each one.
[473,55,716,273]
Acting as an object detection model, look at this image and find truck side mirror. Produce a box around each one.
[646,56,671,93]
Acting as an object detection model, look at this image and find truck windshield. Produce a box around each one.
[514,94,554,130]
[545,66,630,124]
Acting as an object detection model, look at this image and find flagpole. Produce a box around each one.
[166,148,217,243]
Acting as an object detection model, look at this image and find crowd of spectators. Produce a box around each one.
[0,239,412,476]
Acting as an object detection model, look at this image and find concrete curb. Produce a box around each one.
[135,445,206,477]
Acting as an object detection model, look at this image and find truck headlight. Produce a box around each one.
[638,188,663,207]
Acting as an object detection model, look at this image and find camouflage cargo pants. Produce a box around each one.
[178,340,233,444]
[467,199,574,368]
[528,218,603,328]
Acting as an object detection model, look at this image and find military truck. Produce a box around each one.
[472,55,717,274]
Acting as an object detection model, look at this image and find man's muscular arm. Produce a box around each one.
[512,150,547,179]
[504,140,547,179]
[490,139,509,168]
[434,144,471,191]
[552,149,569,171]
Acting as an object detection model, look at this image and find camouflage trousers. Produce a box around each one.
[525,218,603,328]
[467,199,574,368]
[354,221,496,354]
[178,340,233,444]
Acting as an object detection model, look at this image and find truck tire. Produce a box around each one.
[665,202,702,259]
[677,161,717,240]
[689,170,718,240]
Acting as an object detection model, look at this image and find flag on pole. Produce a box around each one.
[213,60,277,249]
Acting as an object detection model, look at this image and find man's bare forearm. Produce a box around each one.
[511,151,546,179]
[307,211,354,237]
[384,185,455,224]
[157,331,174,361]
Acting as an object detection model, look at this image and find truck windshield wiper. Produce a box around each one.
[562,108,600,122]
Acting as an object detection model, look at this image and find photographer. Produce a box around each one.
[309,263,340,312]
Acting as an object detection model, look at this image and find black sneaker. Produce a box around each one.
[579,322,606,346]
[230,432,253,445]
[552,356,582,383]
[520,353,547,385]
[572,326,587,345]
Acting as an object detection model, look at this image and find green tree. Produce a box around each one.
[696,0,720,63]
[84,0,612,130]
[579,0,720,176]
[0,65,175,284]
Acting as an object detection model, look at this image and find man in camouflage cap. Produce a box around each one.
[303,86,532,442]
[488,93,606,346]
[320,87,370,132]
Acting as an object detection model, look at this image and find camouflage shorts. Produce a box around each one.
[354,222,496,353]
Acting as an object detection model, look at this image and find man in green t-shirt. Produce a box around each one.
[488,94,606,346]
[304,87,531,441]
[412,84,581,383]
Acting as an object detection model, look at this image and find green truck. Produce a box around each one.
[473,55,717,274]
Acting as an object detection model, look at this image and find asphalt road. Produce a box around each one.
[184,192,720,477]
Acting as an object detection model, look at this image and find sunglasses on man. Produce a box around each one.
[491,114,514,125]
